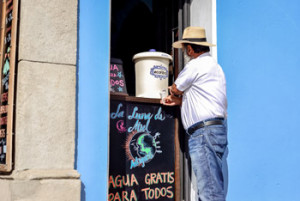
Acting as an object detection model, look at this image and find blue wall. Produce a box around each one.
[77,0,300,200]
[217,1,300,200]
[77,0,110,200]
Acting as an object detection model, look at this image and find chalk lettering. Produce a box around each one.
[145,172,175,185]
[2,72,9,86]
[0,117,7,126]
[127,107,167,133]
[154,107,165,121]
[0,128,6,138]
[127,119,151,133]
[108,192,115,201]
[6,12,13,25]
[108,190,137,201]
[111,103,124,119]
[4,82,8,90]
[110,64,119,71]
[108,174,139,189]
[110,79,124,87]
[0,130,5,138]
[141,186,173,200]
[0,129,5,138]
[0,105,7,114]
[1,93,8,102]
[110,73,117,78]
[116,120,126,133]
[130,154,153,169]
[128,107,153,121]
[4,32,11,44]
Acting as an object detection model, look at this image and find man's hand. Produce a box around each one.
[168,86,174,96]
[160,95,182,106]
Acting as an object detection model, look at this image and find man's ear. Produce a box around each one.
[187,45,193,55]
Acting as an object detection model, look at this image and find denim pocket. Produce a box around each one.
[188,128,206,153]
[208,125,228,159]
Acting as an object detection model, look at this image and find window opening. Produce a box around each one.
[110,0,178,96]
[109,1,192,201]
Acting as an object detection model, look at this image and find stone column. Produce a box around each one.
[0,0,81,200]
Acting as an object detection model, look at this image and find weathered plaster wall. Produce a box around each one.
[18,0,77,65]
[0,0,80,200]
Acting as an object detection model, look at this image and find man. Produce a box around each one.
[161,27,228,201]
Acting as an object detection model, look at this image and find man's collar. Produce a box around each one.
[198,52,210,58]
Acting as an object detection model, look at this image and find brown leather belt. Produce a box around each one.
[187,118,224,135]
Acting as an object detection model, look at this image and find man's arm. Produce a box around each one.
[169,83,183,97]
[160,83,184,106]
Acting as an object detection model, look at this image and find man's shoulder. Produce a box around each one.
[192,54,217,67]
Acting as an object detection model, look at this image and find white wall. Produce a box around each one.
[190,0,217,59]
[190,1,217,200]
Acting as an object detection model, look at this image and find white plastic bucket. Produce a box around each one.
[133,51,172,98]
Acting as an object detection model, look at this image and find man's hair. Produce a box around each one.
[184,43,210,53]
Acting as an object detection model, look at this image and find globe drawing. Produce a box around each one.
[136,133,156,160]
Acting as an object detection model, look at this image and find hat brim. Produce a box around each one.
[172,40,216,48]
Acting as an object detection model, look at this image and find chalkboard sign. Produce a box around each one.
[0,0,18,172]
[110,58,128,95]
[109,100,175,201]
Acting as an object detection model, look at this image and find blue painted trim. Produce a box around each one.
[77,0,110,200]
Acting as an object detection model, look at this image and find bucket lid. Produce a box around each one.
[132,51,173,62]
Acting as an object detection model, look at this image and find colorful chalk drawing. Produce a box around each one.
[125,132,162,169]
[110,62,127,94]
[109,104,167,169]
[109,100,176,200]
[127,106,165,133]
[0,0,16,168]
[150,65,168,80]
[116,120,126,133]
[110,102,167,170]
[3,47,10,75]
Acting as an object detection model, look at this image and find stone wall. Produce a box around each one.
[0,0,80,200]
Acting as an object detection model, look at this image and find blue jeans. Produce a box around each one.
[187,119,228,201]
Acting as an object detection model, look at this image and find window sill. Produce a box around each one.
[110,93,161,104]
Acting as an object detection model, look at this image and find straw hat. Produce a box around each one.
[173,26,215,48]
